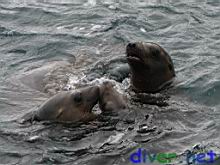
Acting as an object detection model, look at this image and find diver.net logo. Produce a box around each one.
[130,148,217,164]
[130,148,176,164]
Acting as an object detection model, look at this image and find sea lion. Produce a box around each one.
[22,86,100,123]
[99,81,127,113]
[126,42,175,93]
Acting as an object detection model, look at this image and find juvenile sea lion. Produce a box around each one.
[126,42,175,93]
[99,81,127,113]
[22,86,100,123]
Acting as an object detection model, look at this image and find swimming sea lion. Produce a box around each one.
[126,42,175,93]
[22,86,100,123]
[99,81,127,113]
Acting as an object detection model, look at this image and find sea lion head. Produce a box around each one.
[126,42,175,93]
[70,85,100,112]
[25,85,100,123]
[99,81,127,114]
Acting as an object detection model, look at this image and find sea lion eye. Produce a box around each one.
[73,92,82,103]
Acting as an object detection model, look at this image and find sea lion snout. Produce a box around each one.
[126,42,147,64]
[126,42,138,56]
[127,42,136,48]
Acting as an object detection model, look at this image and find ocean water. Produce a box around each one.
[0,0,220,164]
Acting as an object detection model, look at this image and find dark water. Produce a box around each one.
[0,0,220,164]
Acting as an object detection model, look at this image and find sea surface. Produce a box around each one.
[0,0,220,164]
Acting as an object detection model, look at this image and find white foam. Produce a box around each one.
[66,74,87,90]
[26,135,40,142]
[106,132,124,144]
[65,74,130,97]
[95,49,100,55]
[72,27,78,30]
[91,25,102,30]
[140,27,146,33]
[103,0,114,5]
[57,26,64,30]
[79,27,85,30]
[84,0,96,7]
[108,5,117,10]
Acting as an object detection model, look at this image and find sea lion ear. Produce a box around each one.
[72,92,82,103]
